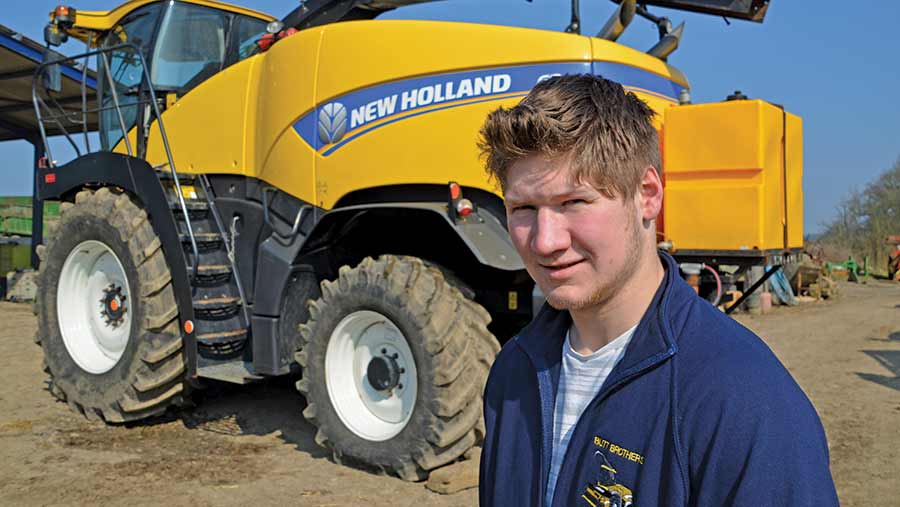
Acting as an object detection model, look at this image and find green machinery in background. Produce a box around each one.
[825,256,869,282]
[0,197,59,235]
[0,197,59,274]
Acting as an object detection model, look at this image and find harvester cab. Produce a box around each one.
[42,1,273,150]
[27,0,797,482]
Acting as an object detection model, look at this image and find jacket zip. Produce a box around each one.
[536,365,556,507]
[519,340,675,507]
[518,253,678,507]
[548,344,675,506]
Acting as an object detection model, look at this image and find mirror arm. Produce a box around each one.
[565,0,581,34]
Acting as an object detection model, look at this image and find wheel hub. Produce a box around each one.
[58,240,132,374]
[367,352,403,392]
[325,310,418,441]
[99,283,127,327]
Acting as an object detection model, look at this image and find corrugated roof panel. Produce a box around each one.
[0,25,98,142]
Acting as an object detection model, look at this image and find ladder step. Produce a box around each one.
[196,328,248,359]
[156,170,195,182]
[179,232,223,250]
[196,327,248,344]
[170,200,209,220]
[170,200,209,211]
[197,264,231,274]
[188,264,232,285]
[196,360,261,384]
[193,296,241,318]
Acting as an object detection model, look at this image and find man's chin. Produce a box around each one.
[543,288,600,311]
[544,296,575,311]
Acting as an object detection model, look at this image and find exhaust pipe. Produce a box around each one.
[597,0,636,41]
[647,21,684,60]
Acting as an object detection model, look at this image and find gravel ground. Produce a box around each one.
[0,280,898,506]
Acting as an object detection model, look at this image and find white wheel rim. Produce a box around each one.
[325,310,418,441]
[57,240,132,374]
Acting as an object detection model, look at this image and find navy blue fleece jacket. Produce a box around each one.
[480,252,837,506]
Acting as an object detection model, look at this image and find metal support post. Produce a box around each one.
[30,137,45,268]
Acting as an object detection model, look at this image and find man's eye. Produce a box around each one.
[512,205,535,213]
[563,199,586,206]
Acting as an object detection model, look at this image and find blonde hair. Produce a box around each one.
[478,74,660,199]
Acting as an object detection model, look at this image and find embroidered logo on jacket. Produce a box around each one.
[581,451,634,507]
[594,435,645,465]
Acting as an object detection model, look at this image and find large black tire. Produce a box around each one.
[296,255,499,481]
[34,187,189,423]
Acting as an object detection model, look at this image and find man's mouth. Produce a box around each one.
[539,259,585,278]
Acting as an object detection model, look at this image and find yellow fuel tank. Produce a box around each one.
[662,99,803,253]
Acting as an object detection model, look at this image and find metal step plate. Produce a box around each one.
[197,360,263,385]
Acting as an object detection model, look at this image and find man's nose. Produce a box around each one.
[531,207,570,257]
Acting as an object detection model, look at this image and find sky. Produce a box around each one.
[2,0,898,234]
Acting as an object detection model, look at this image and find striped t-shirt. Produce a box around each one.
[545,323,636,506]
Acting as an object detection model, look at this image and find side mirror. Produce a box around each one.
[43,23,68,47]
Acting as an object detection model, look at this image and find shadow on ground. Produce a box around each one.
[857,350,900,391]
[35,374,336,488]
[42,372,410,480]
[865,331,900,342]
[48,373,332,460]
[178,375,329,458]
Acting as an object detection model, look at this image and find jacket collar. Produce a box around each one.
[514,251,688,376]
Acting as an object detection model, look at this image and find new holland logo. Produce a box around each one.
[318,102,347,145]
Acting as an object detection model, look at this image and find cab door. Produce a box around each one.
[149,2,231,95]
[138,3,274,179]
[97,2,163,154]
[101,0,256,162]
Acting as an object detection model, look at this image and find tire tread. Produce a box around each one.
[296,255,497,481]
[34,187,188,424]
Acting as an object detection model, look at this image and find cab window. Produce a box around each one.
[233,15,269,62]
[99,2,163,151]
[151,2,229,92]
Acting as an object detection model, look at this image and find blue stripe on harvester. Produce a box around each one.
[593,60,685,100]
[295,60,687,156]
[322,92,529,156]
[297,62,591,150]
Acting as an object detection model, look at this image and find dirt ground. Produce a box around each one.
[1,280,898,506]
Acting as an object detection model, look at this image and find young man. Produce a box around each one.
[477,75,837,507]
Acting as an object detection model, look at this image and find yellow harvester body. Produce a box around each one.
[60,0,803,254]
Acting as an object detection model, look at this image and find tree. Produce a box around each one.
[818,157,900,275]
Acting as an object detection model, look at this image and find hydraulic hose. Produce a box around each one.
[703,264,723,307]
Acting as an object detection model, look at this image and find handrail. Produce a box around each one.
[97,51,133,157]
[198,174,251,325]
[32,43,201,280]
[261,186,310,245]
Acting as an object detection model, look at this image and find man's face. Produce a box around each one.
[504,154,645,311]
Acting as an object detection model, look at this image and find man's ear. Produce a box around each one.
[637,166,663,222]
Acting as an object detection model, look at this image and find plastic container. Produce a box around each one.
[662,99,803,252]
